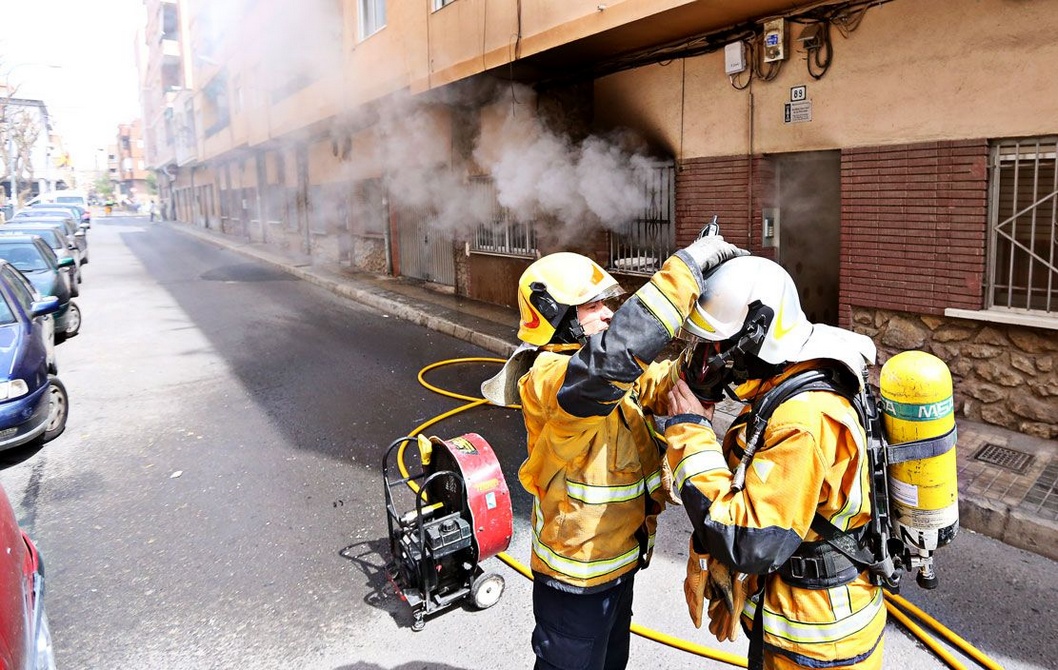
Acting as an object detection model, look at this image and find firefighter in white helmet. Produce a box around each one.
[662,256,884,669]
[482,238,747,670]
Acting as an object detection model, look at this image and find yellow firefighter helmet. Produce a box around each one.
[517,252,622,345]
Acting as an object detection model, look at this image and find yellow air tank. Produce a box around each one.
[880,350,959,589]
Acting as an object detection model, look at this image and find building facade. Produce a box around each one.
[138,0,1058,439]
[114,120,151,204]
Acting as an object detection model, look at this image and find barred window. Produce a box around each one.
[987,138,1058,315]
[469,177,537,258]
[610,161,676,275]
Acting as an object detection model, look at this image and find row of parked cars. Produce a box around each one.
[0,197,93,668]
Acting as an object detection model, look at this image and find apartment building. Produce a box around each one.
[137,0,1058,440]
[141,0,195,216]
[115,120,152,202]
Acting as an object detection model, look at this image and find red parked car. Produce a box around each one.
[0,481,54,669]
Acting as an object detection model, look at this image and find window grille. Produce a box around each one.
[609,161,676,275]
[987,138,1058,315]
[469,177,537,257]
[358,0,386,40]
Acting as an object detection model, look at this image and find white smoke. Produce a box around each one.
[194,3,660,243]
[474,84,656,234]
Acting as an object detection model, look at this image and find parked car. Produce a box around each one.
[0,226,82,296]
[0,236,79,339]
[6,214,87,266]
[0,478,55,669]
[28,203,90,228]
[0,258,68,452]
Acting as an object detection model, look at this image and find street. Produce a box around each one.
[0,217,1054,670]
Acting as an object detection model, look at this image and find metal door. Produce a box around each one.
[398,208,455,285]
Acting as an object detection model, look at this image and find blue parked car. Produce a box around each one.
[0,259,68,451]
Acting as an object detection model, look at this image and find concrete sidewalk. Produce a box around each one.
[169,220,1058,564]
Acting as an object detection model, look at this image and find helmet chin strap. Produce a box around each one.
[683,301,775,400]
[552,312,586,345]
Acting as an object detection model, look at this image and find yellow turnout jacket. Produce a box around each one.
[518,253,702,591]
[664,361,886,668]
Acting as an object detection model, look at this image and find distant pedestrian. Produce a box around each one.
[149,201,157,222]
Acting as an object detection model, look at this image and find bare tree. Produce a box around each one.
[1,69,44,208]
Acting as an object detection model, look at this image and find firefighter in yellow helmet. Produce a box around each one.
[482,238,747,670]
[662,256,884,669]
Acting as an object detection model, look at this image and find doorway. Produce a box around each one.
[769,151,842,325]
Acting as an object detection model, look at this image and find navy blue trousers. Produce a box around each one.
[531,576,635,670]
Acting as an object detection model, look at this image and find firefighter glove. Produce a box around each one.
[682,236,750,276]
[706,560,756,643]
[683,536,712,629]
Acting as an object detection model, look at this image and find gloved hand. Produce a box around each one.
[683,537,712,628]
[706,560,757,643]
[659,455,683,506]
[681,235,750,275]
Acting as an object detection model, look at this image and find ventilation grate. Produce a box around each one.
[974,444,1035,474]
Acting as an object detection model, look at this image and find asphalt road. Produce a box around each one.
[0,216,1054,670]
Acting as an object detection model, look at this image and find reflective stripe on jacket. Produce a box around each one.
[664,361,885,666]
[518,253,702,591]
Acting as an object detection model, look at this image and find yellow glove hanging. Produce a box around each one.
[683,537,712,629]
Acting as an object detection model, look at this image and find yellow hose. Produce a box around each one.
[399,357,1000,670]
[885,601,968,670]
[885,593,1004,670]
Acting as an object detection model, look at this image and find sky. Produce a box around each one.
[2,0,144,171]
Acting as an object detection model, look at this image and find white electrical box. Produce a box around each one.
[724,42,747,75]
[763,18,786,63]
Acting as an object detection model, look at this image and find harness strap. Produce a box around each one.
[887,426,957,464]
[780,522,871,589]
[748,581,766,670]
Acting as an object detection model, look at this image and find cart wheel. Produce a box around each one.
[471,572,505,610]
[412,614,425,632]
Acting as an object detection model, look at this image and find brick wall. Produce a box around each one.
[676,156,752,249]
[840,141,989,326]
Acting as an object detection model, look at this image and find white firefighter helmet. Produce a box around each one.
[683,256,875,383]
[516,252,622,346]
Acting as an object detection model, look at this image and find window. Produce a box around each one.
[2,264,38,312]
[987,138,1058,314]
[469,177,537,257]
[162,3,180,39]
[609,161,676,275]
[183,99,196,147]
[0,291,14,325]
[358,0,386,40]
[0,244,48,272]
[202,72,230,137]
